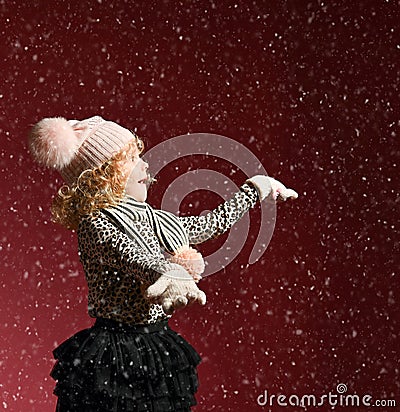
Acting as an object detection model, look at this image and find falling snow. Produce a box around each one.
[1,1,399,411]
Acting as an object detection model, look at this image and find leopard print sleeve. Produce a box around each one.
[78,214,182,284]
[178,182,260,244]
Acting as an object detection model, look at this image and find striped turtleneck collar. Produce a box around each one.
[124,195,147,211]
[101,194,205,279]
[101,196,189,255]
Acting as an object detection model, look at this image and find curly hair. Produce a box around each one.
[52,139,144,230]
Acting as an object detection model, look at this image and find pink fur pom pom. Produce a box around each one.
[169,245,205,281]
[28,117,81,169]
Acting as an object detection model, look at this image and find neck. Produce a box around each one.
[125,195,147,209]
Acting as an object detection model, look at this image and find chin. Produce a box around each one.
[127,189,147,202]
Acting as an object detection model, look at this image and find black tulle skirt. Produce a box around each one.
[50,318,201,411]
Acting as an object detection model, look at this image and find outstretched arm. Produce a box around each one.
[178,182,258,244]
[179,176,298,245]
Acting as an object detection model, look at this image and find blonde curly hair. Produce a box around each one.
[52,138,144,230]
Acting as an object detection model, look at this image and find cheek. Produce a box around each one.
[126,169,141,187]
[125,171,133,184]
[129,163,142,180]
[118,160,131,178]
[121,160,138,181]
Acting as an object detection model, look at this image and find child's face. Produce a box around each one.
[123,154,149,202]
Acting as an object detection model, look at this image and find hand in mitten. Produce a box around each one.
[247,175,298,202]
[169,245,205,283]
[144,268,207,315]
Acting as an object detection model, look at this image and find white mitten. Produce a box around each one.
[246,175,299,202]
[144,268,207,315]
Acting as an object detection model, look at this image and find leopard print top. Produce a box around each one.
[77,182,260,325]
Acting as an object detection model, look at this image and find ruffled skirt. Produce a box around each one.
[50,318,201,411]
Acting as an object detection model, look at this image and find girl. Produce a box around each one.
[28,116,298,411]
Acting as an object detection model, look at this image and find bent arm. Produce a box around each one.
[178,182,260,245]
[78,214,183,284]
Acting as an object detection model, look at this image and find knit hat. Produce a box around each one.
[28,116,138,185]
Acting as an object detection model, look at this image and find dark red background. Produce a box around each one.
[1,1,399,411]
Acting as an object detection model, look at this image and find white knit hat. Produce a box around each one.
[28,116,137,185]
